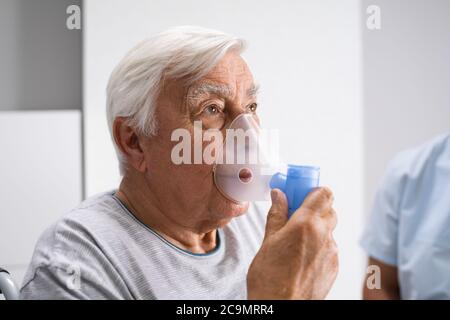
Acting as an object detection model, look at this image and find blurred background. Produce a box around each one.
[0,0,449,299]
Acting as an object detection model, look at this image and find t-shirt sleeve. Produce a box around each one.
[360,155,407,266]
[19,264,123,300]
[19,216,134,300]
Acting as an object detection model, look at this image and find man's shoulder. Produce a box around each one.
[74,189,119,214]
[378,132,450,220]
[51,190,124,242]
[21,191,129,286]
[386,132,450,182]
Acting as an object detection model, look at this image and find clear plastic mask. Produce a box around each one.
[213,113,282,203]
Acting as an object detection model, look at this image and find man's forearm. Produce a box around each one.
[363,286,400,300]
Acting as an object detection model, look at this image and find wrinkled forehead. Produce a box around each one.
[159,52,258,114]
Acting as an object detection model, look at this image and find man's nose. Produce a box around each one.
[227,107,259,129]
[226,102,252,126]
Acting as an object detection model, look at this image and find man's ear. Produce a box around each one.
[113,117,147,173]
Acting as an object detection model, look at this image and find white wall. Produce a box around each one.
[84,0,364,299]
[362,0,450,214]
[0,0,83,289]
[0,111,82,287]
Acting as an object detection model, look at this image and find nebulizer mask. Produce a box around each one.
[213,113,320,217]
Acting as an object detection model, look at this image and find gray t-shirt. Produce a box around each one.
[19,190,267,300]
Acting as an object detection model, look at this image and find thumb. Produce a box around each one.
[264,189,288,240]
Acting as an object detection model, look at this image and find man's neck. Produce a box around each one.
[115,173,218,254]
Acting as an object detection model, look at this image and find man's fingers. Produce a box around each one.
[288,187,337,235]
[264,189,289,240]
[291,187,334,219]
[302,187,334,213]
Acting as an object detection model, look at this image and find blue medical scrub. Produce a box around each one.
[361,132,450,299]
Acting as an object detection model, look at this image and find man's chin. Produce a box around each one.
[217,198,249,220]
[209,187,250,222]
[213,201,248,228]
[230,200,249,216]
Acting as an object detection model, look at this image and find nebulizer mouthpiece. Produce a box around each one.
[270,165,320,217]
[213,113,320,217]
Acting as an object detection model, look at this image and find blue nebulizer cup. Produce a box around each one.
[270,165,320,218]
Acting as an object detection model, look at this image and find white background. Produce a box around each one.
[0,111,82,293]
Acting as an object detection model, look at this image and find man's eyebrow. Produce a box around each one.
[187,82,233,99]
[185,82,259,112]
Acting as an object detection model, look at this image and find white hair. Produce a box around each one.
[106,26,246,174]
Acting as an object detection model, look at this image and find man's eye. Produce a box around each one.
[247,103,258,113]
[203,104,222,115]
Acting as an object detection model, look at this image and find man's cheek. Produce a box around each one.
[177,163,214,183]
[196,164,216,182]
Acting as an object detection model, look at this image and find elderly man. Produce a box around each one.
[20,26,338,300]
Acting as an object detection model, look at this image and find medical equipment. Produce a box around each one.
[0,268,19,300]
[213,113,320,216]
[270,165,320,218]
[213,113,277,202]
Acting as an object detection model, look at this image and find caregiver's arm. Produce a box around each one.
[247,187,338,300]
[363,257,400,300]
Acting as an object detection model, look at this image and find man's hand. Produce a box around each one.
[247,187,338,299]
